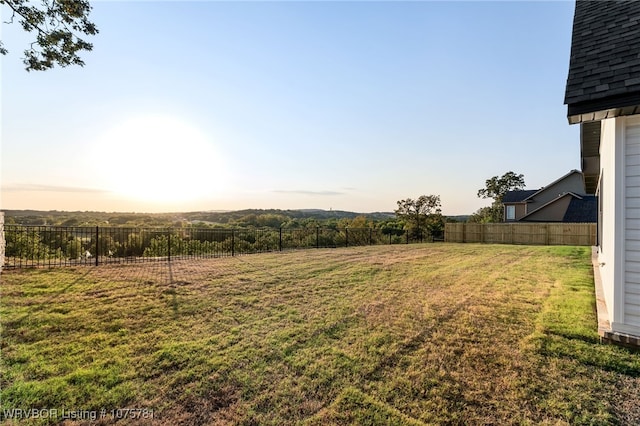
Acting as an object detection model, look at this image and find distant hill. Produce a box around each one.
[2,208,396,227]
[2,208,465,227]
[182,209,396,224]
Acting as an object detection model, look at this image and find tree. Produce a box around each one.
[467,206,495,223]
[338,215,372,229]
[256,214,288,228]
[395,195,443,240]
[476,171,525,223]
[1,0,98,71]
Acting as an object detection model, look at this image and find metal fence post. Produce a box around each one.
[279,228,283,251]
[345,228,349,247]
[316,227,320,249]
[231,229,235,256]
[168,229,171,262]
[95,226,99,266]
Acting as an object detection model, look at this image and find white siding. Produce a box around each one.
[627,250,640,262]
[598,118,618,326]
[626,262,640,274]
[626,271,640,284]
[628,283,640,295]
[625,122,640,328]
[626,197,640,208]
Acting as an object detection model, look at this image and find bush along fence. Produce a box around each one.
[1,225,442,269]
[444,222,596,246]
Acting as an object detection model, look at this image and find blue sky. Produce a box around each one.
[1,0,579,215]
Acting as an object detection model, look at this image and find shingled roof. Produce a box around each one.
[502,190,538,203]
[565,1,640,124]
[563,195,597,222]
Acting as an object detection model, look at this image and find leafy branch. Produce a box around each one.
[0,0,98,71]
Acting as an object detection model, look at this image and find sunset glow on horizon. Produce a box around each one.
[2,1,580,215]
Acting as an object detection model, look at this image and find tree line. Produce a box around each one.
[3,207,446,233]
[3,171,522,239]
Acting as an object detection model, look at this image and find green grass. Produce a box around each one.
[1,244,639,425]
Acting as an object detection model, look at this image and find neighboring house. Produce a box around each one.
[502,190,538,221]
[564,0,640,345]
[502,170,596,223]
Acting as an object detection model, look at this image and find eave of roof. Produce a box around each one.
[581,122,600,194]
[564,1,640,124]
[568,98,640,125]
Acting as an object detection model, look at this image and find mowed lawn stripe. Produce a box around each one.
[1,244,639,425]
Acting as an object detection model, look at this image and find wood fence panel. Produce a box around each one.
[483,224,498,244]
[444,223,596,246]
[465,223,482,243]
[547,223,594,246]
[444,223,461,242]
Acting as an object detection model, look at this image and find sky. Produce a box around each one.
[1,0,580,215]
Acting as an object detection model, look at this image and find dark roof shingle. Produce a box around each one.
[565,1,640,122]
[563,195,597,222]
[502,190,539,203]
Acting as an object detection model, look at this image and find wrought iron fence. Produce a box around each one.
[2,225,441,269]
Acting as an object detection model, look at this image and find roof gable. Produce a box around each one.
[523,170,585,201]
[565,1,640,124]
[520,192,581,222]
[503,171,585,206]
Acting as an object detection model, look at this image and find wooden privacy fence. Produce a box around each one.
[445,222,596,246]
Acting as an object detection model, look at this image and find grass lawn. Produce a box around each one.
[1,243,640,425]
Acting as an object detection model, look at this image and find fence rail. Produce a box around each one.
[444,222,596,246]
[2,225,440,269]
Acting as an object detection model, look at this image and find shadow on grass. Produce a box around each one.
[537,246,640,378]
[2,268,94,332]
[553,329,601,345]
[305,387,426,426]
[41,268,95,299]
[167,262,180,317]
[537,331,640,378]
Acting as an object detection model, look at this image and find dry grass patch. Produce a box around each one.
[1,244,639,425]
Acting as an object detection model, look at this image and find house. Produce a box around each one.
[502,170,596,223]
[564,0,640,346]
[502,190,538,221]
